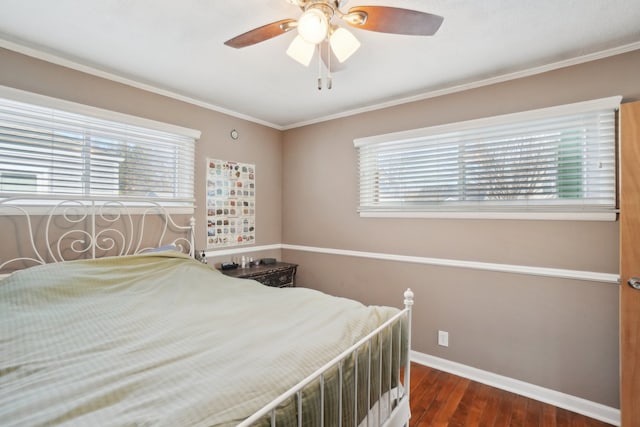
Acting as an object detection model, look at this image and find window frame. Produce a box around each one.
[354,96,621,221]
[0,85,200,214]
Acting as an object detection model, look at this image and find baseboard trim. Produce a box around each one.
[410,351,620,426]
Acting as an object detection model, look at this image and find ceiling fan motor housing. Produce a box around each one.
[286,0,344,10]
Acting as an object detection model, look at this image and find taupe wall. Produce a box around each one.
[0,47,283,256]
[3,44,639,409]
[281,49,640,408]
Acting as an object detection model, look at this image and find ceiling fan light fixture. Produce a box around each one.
[329,27,360,62]
[297,8,329,44]
[286,35,316,66]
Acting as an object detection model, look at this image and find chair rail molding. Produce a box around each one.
[281,244,619,284]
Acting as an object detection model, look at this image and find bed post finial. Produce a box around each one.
[404,288,414,308]
[189,216,196,258]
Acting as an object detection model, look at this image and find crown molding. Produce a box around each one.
[282,41,640,129]
[0,38,284,130]
[2,37,639,131]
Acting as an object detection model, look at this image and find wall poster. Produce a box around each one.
[206,158,255,248]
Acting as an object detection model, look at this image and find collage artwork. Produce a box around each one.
[206,158,256,248]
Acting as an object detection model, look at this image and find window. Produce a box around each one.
[0,172,37,192]
[0,87,200,210]
[354,96,621,220]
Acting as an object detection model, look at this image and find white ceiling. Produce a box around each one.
[1,0,639,129]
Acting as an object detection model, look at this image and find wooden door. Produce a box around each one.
[620,101,640,426]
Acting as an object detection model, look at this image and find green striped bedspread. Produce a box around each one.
[0,252,402,426]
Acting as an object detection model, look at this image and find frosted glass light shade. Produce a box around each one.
[286,35,316,66]
[330,27,360,63]
[297,9,329,44]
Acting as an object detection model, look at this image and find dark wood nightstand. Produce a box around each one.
[219,262,298,288]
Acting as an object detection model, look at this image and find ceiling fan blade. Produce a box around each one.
[224,19,297,48]
[344,6,443,36]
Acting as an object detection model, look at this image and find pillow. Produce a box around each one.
[141,244,179,254]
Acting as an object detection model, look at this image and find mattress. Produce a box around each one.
[0,252,402,426]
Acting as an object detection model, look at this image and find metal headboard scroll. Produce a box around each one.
[0,196,195,273]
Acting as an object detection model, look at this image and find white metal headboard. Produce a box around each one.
[0,196,195,273]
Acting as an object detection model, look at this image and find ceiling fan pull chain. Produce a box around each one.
[315,41,333,90]
[327,42,332,90]
[317,44,323,90]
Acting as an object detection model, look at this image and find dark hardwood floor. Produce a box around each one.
[408,363,614,427]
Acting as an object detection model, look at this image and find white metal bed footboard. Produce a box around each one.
[239,289,414,427]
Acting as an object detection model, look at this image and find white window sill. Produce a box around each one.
[0,197,195,216]
[358,211,618,221]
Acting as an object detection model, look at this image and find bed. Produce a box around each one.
[0,197,413,426]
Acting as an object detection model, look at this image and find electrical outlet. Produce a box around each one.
[438,330,449,347]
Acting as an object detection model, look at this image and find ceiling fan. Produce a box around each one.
[224,0,444,89]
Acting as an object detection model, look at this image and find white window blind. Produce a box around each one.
[354,96,621,220]
[0,88,199,208]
